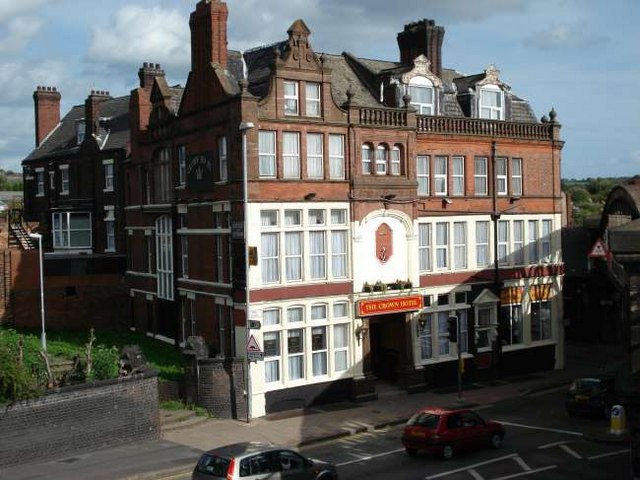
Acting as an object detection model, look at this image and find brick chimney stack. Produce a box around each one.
[189,0,229,73]
[138,62,165,89]
[84,90,111,138]
[397,19,445,78]
[33,86,61,147]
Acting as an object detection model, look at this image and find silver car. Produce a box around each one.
[192,442,338,480]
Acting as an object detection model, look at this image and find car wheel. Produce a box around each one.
[442,444,454,460]
[490,433,503,449]
[405,447,418,456]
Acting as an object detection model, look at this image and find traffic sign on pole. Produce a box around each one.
[588,239,608,258]
[246,334,263,362]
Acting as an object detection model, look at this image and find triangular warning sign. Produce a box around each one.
[588,239,608,258]
[246,334,262,353]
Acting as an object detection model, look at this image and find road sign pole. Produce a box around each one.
[457,316,462,400]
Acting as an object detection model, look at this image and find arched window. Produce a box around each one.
[375,144,388,175]
[408,77,435,115]
[390,145,402,175]
[361,144,373,174]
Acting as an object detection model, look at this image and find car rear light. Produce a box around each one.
[226,458,235,480]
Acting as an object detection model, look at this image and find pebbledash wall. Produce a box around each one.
[0,371,160,469]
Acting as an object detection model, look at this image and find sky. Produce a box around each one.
[1,0,638,179]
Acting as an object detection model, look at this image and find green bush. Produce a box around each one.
[0,344,40,403]
[88,345,120,381]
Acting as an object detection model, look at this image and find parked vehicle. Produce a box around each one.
[192,442,338,479]
[565,375,616,418]
[401,407,505,459]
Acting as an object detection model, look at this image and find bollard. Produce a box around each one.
[610,404,626,435]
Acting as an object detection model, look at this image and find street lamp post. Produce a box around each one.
[28,233,46,352]
[239,121,254,423]
[491,140,502,378]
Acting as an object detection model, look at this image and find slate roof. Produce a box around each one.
[167,86,184,115]
[24,23,541,166]
[24,95,130,163]
[232,39,537,122]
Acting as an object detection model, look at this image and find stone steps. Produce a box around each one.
[159,408,212,433]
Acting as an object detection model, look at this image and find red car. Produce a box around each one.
[401,407,505,459]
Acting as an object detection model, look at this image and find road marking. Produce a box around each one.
[499,421,583,436]
[425,453,519,479]
[513,455,532,471]
[538,440,571,449]
[336,447,405,466]
[527,385,570,397]
[492,465,558,479]
[587,449,629,460]
[559,444,582,459]
[468,468,485,479]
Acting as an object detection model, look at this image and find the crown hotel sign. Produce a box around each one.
[358,295,423,317]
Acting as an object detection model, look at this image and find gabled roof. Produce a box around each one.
[24,95,130,163]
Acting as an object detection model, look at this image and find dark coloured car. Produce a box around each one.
[192,441,338,480]
[401,407,505,459]
[565,375,616,418]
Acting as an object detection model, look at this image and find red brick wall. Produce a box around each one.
[9,250,130,331]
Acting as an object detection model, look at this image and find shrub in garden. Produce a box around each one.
[88,345,120,381]
[0,344,40,403]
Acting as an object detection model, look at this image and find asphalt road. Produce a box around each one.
[298,386,631,480]
[156,386,631,479]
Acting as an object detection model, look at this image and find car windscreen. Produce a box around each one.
[194,453,230,478]
[571,379,601,394]
[407,412,440,428]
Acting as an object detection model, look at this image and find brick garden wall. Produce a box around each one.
[0,371,160,469]
[184,356,246,420]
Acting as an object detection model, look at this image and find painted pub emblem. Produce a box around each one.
[376,223,393,263]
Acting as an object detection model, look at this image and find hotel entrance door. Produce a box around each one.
[369,313,406,381]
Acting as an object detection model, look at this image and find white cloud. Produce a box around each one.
[0,60,68,105]
[88,5,190,69]
[0,16,45,53]
[523,23,607,50]
[0,0,52,23]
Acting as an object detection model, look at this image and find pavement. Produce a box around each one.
[0,342,631,480]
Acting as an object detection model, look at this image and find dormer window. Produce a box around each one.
[284,81,299,116]
[408,77,435,115]
[479,85,504,120]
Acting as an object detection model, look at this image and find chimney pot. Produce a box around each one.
[33,85,61,147]
[397,18,445,78]
[190,0,229,72]
[138,61,166,88]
